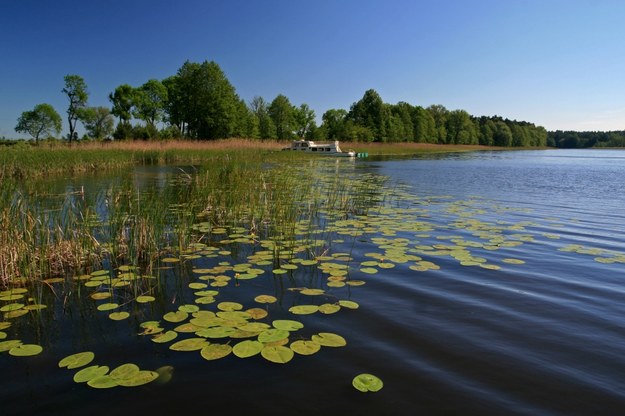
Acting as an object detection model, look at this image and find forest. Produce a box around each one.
[9,59,579,148]
[548,130,625,148]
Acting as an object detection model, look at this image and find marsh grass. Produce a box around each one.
[0,151,387,289]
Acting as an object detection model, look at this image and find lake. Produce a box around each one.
[2,149,625,415]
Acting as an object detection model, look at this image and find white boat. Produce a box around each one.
[282,140,356,157]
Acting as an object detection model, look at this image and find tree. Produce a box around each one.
[79,106,114,139]
[411,106,437,143]
[109,84,135,124]
[62,74,89,143]
[446,109,478,144]
[249,96,276,139]
[347,89,387,140]
[170,60,243,139]
[322,109,347,140]
[15,103,62,142]
[133,79,168,128]
[426,104,449,144]
[268,94,295,140]
[293,103,316,138]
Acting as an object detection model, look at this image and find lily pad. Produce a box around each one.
[0,340,22,352]
[338,300,359,309]
[169,338,209,351]
[233,340,263,358]
[152,331,178,344]
[272,320,304,331]
[318,304,341,314]
[290,340,321,356]
[109,311,130,321]
[59,351,95,369]
[261,345,294,364]
[288,305,319,315]
[258,329,290,343]
[117,370,159,387]
[110,363,140,380]
[254,295,277,304]
[9,343,42,356]
[97,303,119,311]
[163,311,189,323]
[200,343,232,361]
[74,365,110,383]
[136,295,155,303]
[87,375,118,389]
[217,302,243,312]
[312,332,347,347]
[352,373,384,392]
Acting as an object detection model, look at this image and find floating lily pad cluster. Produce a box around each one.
[141,296,348,364]
[0,288,46,319]
[58,351,160,388]
[560,244,625,264]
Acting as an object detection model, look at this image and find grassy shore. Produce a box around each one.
[0,138,501,180]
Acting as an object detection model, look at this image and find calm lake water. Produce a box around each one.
[2,149,625,415]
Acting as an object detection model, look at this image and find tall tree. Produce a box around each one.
[79,106,114,139]
[426,104,449,144]
[293,103,316,138]
[249,96,276,139]
[411,106,437,143]
[348,89,387,140]
[268,94,295,140]
[133,79,168,128]
[62,74,89,143]
[172,60,242,139]
[108,84,135,124]
[322,109,348,140]
[15,103,62,142]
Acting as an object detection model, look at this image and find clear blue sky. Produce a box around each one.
[1,0,624,138]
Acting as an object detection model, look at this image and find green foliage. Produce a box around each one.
[62,74,89,143]
[79,106,114,139]
[549,130,625,148]
[268,94,295,140]
[108,84,135,123]
[15,103,62,142]
[133,79,168,128]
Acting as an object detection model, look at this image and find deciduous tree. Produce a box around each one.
[15,103,62,142]
[62,74,89,143]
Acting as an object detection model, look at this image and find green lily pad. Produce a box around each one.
[87,375,118,389]
[110,363,140,380]
[74,365,110,383]
[0,322,11,330]
[217,302,243,312]
[338,300,359,309]
[233,340,263,358]
[272,320,304,331]
[163,311,189,323]
[318,304,341,314]
[352,373,384,392]
[196,326,235,339]
[178,304,200,313]
[117,370,159,387]
[97,303,119,311]
[200,343,232,360]
[261,345,294,364]
[290,340,321,355]
[312,332,347,347]
[258,329,290,343]
[254,295,277,304]
[23,304,47,311]
[109,311,130,321]
[169,338,209,351]
[0,294,24,301]
[136,295,155,303]
[0,339,22,352]
[9,343,42,356]
[0,303,24,312]
[300,288,325,296]
[152,331,178,344]
[59,351,95,369]
[288,305,319,315]
[0,331,6,340]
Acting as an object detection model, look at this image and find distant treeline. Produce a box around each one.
[548,130,625,148]
[14,60,550,146]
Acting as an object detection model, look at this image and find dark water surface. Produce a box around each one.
[3,149,625,415]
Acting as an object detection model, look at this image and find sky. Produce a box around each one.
[1,0,624,138]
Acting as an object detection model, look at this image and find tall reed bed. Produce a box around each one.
[0,151,386,289]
